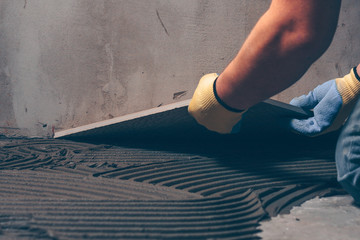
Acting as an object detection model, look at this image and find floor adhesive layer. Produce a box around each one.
[0,137,345,239]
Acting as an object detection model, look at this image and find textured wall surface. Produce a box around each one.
[0,0,359,137]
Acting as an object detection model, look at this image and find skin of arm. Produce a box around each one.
[215,0,342,110]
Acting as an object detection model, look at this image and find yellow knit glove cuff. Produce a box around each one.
[188,73,245,134]
[327,67,360,133]
[336,68,360,104]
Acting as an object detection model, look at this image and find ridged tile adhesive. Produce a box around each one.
[0,128,344,239]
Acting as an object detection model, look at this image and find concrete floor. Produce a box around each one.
[1,136,359,239]
[258,195,360,240]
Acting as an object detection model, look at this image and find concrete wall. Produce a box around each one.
[1,0,359,138]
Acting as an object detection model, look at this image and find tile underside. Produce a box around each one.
[54,99,312,140]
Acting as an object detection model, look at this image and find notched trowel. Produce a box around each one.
[54,99,313,140]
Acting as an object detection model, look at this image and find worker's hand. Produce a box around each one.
[290,67,360,137]
[188,73,246,134]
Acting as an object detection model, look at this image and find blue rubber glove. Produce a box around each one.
[290,67,360,137]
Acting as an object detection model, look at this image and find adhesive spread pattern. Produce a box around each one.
[0,137,344,239]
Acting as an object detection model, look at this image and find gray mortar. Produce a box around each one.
[0,137,349,239]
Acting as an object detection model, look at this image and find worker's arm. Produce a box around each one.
[216,0,341,110]
[189,0,341,134]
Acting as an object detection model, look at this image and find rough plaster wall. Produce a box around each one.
[0,2,17,136]
[0,0,359,137]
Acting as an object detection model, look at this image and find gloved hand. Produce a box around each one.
[290,67,360,137]
[188,73,246,134]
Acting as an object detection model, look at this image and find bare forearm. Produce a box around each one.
[216,0,341,110]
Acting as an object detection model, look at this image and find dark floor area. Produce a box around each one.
[0,133,347,239]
